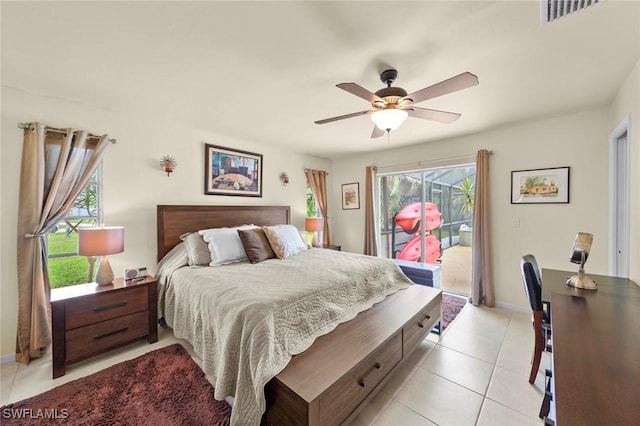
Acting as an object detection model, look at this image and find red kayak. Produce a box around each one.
[397,234,441,264]
[395,202,441,232]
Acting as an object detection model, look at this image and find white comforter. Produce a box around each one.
[158,247,412,426]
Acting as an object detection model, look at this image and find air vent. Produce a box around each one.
[541,0,603,24]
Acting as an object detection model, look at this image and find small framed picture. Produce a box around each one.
[511,167,570,204]
[341,182,360,210]
[204,144,262,197]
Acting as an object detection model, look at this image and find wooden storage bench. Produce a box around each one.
[263,284,441,426]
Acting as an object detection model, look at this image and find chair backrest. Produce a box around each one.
[520,254,543,311]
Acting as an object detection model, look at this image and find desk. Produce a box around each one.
[541,269,640,425]
[541,268,640,306]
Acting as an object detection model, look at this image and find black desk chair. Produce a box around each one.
[520,254,552,384]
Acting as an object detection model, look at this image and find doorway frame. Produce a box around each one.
[608,114,631,277]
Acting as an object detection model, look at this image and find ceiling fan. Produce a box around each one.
[315,69,479,138]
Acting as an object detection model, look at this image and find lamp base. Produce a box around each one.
[311,233,320,248]
[95,256,115,286]
[566,274,597,290]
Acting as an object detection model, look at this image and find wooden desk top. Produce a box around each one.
[541,268,640,305]
[551,293,640,425]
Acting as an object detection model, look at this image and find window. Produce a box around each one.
[47,169,102,288]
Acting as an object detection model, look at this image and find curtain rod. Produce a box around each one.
[304,168,329,175]
[377,150,493,173]
[17,123,117,144]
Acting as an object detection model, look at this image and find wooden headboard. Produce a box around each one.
[156,205,291,261]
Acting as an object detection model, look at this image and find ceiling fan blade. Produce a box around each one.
[408,107,461,123]
[337,83,384,103]
[371,126,385,139]
[404,72,479,104]
[314,110,370,125]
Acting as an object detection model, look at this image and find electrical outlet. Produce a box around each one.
[512,218,520,228]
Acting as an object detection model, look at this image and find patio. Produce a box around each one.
[439,244,472,295]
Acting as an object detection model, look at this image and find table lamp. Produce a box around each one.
[78,226,124,285]
[305,217,324,248]
[566,232,596,290]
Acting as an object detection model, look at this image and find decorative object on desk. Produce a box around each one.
[511,166,570,204]
[0,344,231,426]
[159,155,177,176]
[566,232,597,289]
[204,144,262,197]
[280,172,289,186]
[305,217,324,247]
[78,225,124,285]
[341,182,360,210]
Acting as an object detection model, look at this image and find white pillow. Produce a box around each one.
[199,225,257,266]
[263,224,308,259]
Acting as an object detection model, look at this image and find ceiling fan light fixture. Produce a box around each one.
[371,108,408,131]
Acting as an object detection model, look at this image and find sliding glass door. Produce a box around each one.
[378,164,475,293]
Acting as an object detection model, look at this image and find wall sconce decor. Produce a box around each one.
[280,172,289,186]
[160,155,177,176]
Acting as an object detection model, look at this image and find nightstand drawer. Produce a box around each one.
[66,311,149,363]
[64,286,148,330]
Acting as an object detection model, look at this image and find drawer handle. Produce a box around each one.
[93,301,127,313]
[358,362,383,388]
[94,327,129,340]
[418,315,431,328]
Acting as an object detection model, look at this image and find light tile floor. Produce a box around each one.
[1,303,548,425]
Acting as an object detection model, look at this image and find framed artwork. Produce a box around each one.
[204,144,262,197]
[511,167,570,204]
[341,182,360,210]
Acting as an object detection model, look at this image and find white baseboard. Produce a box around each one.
[0,353,16,364]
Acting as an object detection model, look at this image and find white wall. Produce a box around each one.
[330,108,611,310]
[0,86,331,359]
[610,59,639,284]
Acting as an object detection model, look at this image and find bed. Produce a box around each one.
[156,205,441,426]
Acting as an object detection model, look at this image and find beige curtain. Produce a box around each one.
[364,166,378,256]
[16,123,111,363]
[305,169,330,245]
[470,149,494,307]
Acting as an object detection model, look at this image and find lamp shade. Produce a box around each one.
[305,217,324,232]
[78,226,124,256]
[371,108,408,131]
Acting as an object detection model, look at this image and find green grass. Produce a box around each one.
[47,232,89,289]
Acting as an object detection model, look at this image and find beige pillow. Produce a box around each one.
[263,224,307,259]
[238,228,276,264]
[179,232,211,266]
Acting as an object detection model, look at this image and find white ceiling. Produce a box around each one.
[2,1,639,159]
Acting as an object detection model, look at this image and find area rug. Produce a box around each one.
[1,344,231,425]
[441,292,468,329]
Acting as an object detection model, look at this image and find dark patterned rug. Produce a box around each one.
[442,292,468,329]
[0,344,231,425]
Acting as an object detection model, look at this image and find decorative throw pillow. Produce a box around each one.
[198,225,257,266]
[263,224,308,259]
[179,232,211,266]
[237,228,276,264]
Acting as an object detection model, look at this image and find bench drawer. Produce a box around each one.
[319,332,402,425]
[403,295,441,355]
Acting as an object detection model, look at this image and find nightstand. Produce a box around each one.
[50,276,158,378]
[322,244,342,251]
